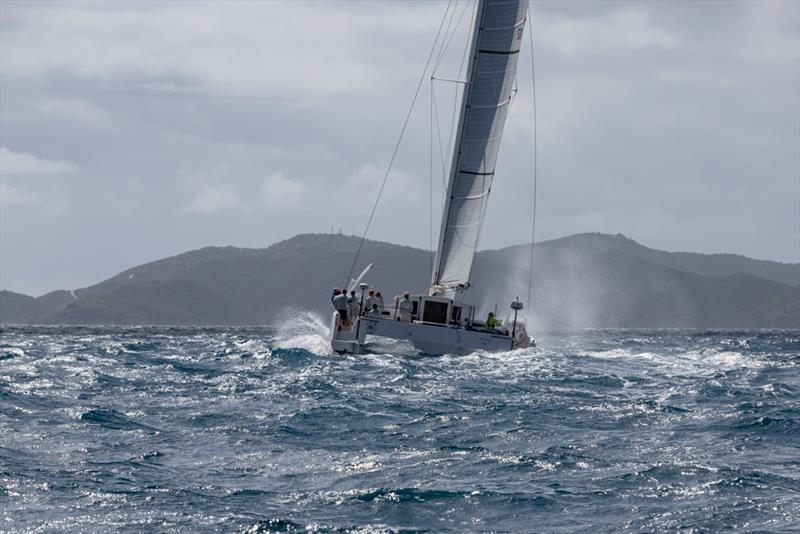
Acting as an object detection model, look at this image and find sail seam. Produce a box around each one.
[466,97,513,110]
[451,189,491,201]
[478,48,520,55]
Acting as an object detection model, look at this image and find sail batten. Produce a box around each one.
[430,0,528,296]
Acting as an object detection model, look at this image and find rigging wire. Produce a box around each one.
[445,0,475,188]
[431,81,448,191]
[525,4,539,321]
[430,76,467,85]
[344,1,454,287]
[434,0,472,73]
[433,0,460,71]
[430,78,435,276]
[431,0,476,229]
[429,0,467,281]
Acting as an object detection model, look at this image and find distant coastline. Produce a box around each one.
[1,232,798,329]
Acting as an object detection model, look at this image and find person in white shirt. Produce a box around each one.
[332,290,348,326]
[347,290,360,322]
[398,292,413,322]
[364,289,380,313]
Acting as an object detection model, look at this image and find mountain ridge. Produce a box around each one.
[1,232,797,329]
[490,232,799,286]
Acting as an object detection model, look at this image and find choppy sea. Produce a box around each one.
[1,316,799,533]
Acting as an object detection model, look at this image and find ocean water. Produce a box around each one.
[1,317,798,533]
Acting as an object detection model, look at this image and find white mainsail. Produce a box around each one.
[430,0,528,296]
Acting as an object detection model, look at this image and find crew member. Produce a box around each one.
[364,289,379,314]
[333,290,349,327]
[398,292,413,322]
[347,290,360,322]
[375,291,385,311]
[367,303,382,318]
[486,312,498,330]
[331,287,340,307]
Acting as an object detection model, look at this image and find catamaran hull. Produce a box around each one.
[330,312,365,354]
[330,313,532,355]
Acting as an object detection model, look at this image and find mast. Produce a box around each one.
[430,0,484,294]
[429,0,528,297]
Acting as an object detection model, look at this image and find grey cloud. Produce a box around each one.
[0,0,797,296]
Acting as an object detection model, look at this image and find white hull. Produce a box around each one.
[331,312,532,355]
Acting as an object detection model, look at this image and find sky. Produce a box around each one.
[1,0,798,297]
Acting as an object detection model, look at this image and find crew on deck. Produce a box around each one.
[347,290,360,323]
[364,289,380,315]
[486,312,499,331]
[398,292,413,322]
[332,288,349,327]
[367,303,382,318]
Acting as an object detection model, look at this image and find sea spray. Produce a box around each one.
[272,308,332,356]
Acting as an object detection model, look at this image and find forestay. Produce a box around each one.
[430,0,528,296]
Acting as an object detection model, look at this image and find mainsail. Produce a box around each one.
[430,0,528,296]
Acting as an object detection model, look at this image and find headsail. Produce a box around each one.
[430,0,528,296]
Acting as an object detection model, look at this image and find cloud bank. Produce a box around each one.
[0,0,797,296]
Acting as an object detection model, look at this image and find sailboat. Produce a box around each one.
[331,0,534,354]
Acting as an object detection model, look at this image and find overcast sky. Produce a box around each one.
[1,0,798,297]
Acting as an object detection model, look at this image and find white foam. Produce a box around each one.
[231,338,271,359]
[2,346,27,358]
[271,309,332,356]
[578,346,765,376]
